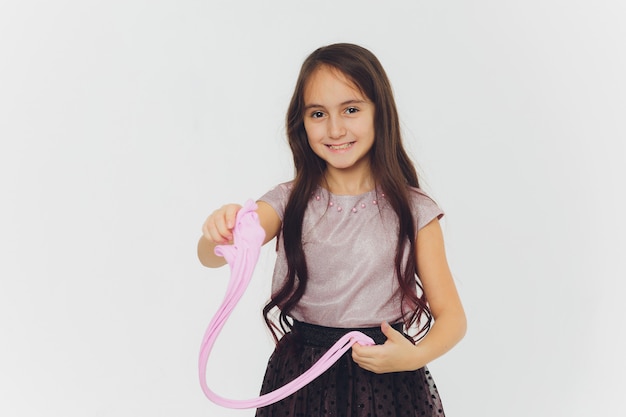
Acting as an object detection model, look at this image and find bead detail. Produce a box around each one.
[314,190,381,214]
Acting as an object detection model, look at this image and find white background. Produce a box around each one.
[1,1,625,416]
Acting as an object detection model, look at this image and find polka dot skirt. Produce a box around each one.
[255,321,445,417]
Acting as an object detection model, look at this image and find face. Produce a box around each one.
[302,66,375,175]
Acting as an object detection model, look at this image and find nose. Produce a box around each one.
[327,116,346,140]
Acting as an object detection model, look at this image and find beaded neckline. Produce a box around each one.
[312,186,386,214]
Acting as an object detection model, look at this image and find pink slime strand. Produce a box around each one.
[198,199,375,409]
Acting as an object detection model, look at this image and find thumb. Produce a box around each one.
[381,321,402,342]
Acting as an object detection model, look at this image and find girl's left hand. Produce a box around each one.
[351,322,420,374]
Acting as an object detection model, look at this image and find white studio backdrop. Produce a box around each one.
[1,1,624,416]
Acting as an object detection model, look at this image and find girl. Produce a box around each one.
[198,43,466,417]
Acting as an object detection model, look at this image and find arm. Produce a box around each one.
[351,218,466,373]
[197,200,281,268]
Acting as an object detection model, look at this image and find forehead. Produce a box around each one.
[303,65,366,104]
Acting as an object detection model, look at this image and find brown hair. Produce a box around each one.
[263,43,432,342]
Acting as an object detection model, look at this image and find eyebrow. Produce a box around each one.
[303,99,368,111]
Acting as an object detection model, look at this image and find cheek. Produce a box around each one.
[362,121,376,140]
[304,122,323,142]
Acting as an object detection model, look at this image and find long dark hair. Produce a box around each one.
[263,43,432,342]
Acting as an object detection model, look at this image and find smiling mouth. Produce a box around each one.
[327,142,355,150]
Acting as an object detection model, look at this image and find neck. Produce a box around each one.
[323,167,375,195]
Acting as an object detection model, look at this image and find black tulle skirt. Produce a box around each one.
[255,321,445,417]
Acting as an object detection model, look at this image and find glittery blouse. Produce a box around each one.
[258,182,444,328]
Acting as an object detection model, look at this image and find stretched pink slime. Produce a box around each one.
[198,199,375,409]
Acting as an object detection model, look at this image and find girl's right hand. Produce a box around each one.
[201,203,242,245]
[198,200,279,268]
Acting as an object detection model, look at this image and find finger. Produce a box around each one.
[214,210,233,238]
[216,222,233,243]
[351,345,368,366]
[381,321,402,342]
[201,220,213,242]
[224,204,241,229]
[351,343,366,363]
[203,213,232,244]
[203,219,227,244]
[352,343,380,361]
[351,352,378,373]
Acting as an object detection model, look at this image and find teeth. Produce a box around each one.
[329,142,353,150]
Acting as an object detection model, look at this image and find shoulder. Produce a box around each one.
[408,185,434,200]
[406,185,439,207]
[259,180,295,202]
[257,180,295,220]
[407,186,445,231]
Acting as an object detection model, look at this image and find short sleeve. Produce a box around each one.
[257,182,293,221]
[410,187,444,231]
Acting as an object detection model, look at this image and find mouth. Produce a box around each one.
[326,142,355,151]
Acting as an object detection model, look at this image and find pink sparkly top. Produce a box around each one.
[259,182,444,328]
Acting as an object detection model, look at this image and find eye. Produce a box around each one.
[310,111,325,119]
[345,107,359,114]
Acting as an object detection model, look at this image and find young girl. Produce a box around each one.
[198,43,466,417]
